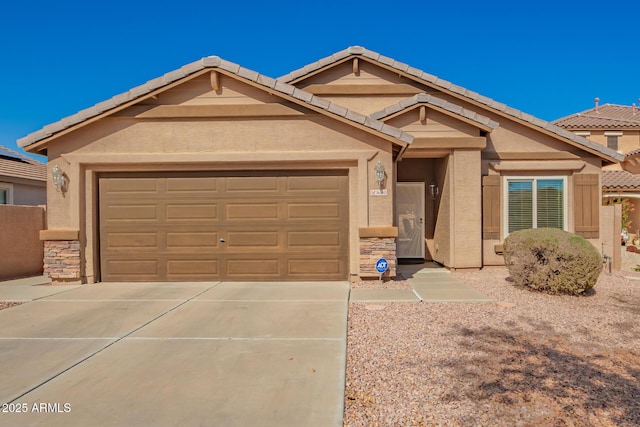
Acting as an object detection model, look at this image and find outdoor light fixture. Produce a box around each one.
[429,183,439,200]
[51,164,67,193]
[374,160,386,189]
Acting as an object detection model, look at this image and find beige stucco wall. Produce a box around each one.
[450,149,482,268]
[297,60,407,87]
[42,74,399,282]
[485,122,582,155]
[13,182,46,206]
[580,130,640,167]
[386,108,480,138]
[295,60,422,115]
[0,176,46,206]
[0,205,45,280]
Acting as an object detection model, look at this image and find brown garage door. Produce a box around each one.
[98,171,349,281]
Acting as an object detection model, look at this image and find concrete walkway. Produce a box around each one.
[0,275,81,301]
[350,265,491,303]
[0,281,349,427]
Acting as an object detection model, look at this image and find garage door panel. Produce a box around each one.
[166,260,218,276]
[166,177,219,193]
[226,259,280,277]
[106,259,159,277]
[225,176,279,192]
[104,230,220,253]
[226,231,279,248]
[103,178,159,194]
[166,204,218,221]
[287,203,341,219]
[286,175,343,192]
[99,172,348,281]
[106,205,159,221]
[288,231,342,248]
[106,232,158,250]
[226,203,279,220]
[166,232,218,249]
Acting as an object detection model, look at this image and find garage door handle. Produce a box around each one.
[219,238,226,243]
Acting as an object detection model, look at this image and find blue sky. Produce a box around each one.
[2,0,639,162]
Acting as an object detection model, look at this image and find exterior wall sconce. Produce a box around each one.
[51,164,67,194]
[429,183,439,200]
[374,161,386,189]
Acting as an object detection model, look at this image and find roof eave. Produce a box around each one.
[281,48,622,164]
[19,66,215,152]
[370,93,499,133]
[20,56,411,154]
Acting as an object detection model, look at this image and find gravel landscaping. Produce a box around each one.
[0,302,22,311]
[345,267,640,426]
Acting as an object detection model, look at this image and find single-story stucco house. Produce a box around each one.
[18,47,624,284]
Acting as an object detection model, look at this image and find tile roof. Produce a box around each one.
[370,93,500,130]
[553,104,640,129]
[280,46,625,163]
[0,145,46,181]
[626,148,640,158]
[18,57,412,150]
[602,170,640,190]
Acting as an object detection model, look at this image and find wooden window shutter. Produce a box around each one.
[482,175,501,239]
[574,174,600,239]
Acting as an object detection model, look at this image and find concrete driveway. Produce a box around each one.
[0,281,349,426]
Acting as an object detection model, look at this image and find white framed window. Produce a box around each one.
[0,182,13,204]
[503,176,567,236]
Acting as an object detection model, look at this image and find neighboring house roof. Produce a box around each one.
[622,149,640,174]
[0,145,46,181]
[281,46,624,163]
[370,93,500,131]
[602,170,640,190]
[18,56,412,152]
[553,104,640,129]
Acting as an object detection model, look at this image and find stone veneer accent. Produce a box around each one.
[359,236,397,278]
[44,240,81,281]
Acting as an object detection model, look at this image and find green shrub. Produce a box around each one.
[503,228,602,295]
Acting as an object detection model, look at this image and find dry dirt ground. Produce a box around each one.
[345,268,640,426]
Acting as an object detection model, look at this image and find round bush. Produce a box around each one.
[503,228,602,295]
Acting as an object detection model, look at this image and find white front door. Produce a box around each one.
[396,182,425,259]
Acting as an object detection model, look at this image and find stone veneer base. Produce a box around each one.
[359,237,397,278]
[44,240,81,281]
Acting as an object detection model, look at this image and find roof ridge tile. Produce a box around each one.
[275,46,624,161]
[256,74,277,89]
